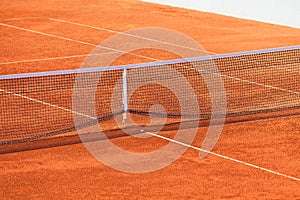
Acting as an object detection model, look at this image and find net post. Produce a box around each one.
[122,68,128,125]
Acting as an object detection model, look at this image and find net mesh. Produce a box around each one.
[0,45,299,145]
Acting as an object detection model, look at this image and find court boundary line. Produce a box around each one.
[272,64,300,74]
[145,131,300,181]
[0,88,96,120]
[0,22,99,46]
[0,52,119,65]
[231,53,300,74]
[0,17,45,22]
[222,74,300,95]
[1,20,299,96]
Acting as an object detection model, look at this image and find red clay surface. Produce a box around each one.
[0,0,300,199]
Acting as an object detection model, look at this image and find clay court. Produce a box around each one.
[0,0,300,199]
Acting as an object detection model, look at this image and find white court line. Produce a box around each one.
[0,22,98,46]
[0,88,96,120]
[223,74,300,95]
[272,65,300,74]
[145,131,300,181]
[0,17,44,22]
[185,65,300,95]
[233,54,300,74]
[0,52,119,65]
[223,55,300,93]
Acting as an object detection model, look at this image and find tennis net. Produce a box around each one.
[0,45,299,145]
